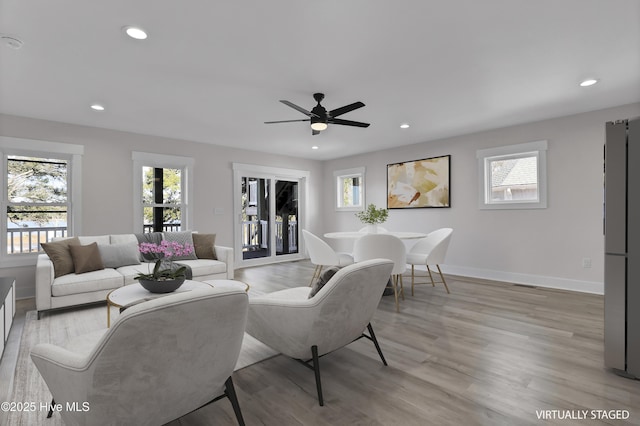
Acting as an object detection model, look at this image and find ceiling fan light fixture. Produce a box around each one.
[310,120,328,131]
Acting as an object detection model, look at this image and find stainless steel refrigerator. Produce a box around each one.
[604,117,640,378]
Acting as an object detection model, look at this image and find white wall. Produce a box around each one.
[323,103,640,294]
[2,103,639,298]
[0,114,325,298]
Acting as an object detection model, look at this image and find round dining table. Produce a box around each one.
[324,231,427,240]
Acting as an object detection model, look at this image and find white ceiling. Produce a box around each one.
[1,0,639,160]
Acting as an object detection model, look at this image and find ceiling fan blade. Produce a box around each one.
[264,119,311,124]
[280,100,319,118]
[329,101,365,118]
[330,118,370,128]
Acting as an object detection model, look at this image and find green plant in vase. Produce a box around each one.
[355,204,388,233]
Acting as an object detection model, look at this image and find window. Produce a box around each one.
[334,167,365,211]
[133,152,193,233]
[477,140,547,209]
[1,137,83,265]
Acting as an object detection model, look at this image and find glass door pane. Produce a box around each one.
[275,180,298,256]
[241,177,271,260]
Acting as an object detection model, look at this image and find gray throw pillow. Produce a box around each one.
[163,231,198,260]
[99,243,141,269]
[135,232,163,262]
[309,266,340,298]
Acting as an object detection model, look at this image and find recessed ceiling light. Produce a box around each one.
[90,104,105,111]
[400,123,410,129]
[123,26,148,40]
[580,78,598,87]
[311,146,319,150]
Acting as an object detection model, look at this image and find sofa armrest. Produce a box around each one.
[214,245,234,279]
[36,253,55,313]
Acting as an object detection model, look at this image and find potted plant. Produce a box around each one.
[355,203,389,233]
[135,240,194,293]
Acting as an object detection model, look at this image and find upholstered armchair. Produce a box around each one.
[246,258,394,406]
[30,287,248,426]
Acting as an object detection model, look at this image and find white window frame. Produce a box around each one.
[334,167,365,211]
[132,152,194,233]
[477,140,548,210]
[0,136,83,267]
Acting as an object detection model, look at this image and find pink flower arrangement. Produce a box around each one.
[135,241,194,281]
[138,240,194,260]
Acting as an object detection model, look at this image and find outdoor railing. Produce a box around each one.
[143,223,182,233]
[242,220,297,253]
[7,226,68,254]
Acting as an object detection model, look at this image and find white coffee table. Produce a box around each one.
[106,279,249,327]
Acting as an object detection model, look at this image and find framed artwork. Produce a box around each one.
[387,155,451,208]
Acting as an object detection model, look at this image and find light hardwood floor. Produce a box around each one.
[3,260,640,425]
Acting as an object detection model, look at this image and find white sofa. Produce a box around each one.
[36,233,234,319]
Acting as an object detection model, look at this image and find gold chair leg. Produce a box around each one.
[411,264,415,296]
[427,265,436,287]
[437,264,450,294]
[399,274,405,300]
[392,275,400,312]
[310,265,323,286]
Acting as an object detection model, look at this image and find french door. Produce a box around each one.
[232,163,308,267]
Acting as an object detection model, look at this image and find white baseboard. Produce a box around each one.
[416,264,604,295]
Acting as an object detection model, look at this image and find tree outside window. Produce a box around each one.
[142,166,182,232]
[6,155,69,254]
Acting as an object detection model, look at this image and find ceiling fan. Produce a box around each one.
[264,93,370,135]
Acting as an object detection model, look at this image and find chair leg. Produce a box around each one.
[411,264,415,296]
[224,377,246,426]
[399,274,405,301]
[310,265,323,286]
[47,398,55,418]
[427,265,436,287]
[437,264,450,294]
[367,323,388,366]
[391,275,400,312]
[311,345,324,406]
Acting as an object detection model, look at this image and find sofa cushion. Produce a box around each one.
[163,231,198,260]
[69,242,105,274]
[168,259,226,277]
[192,233,217,260]
[41,237,81,278]
[99,243,141,268]
[116,263,154,285]
[51,268,123,297]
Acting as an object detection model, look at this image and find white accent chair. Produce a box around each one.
[302,229,354,286]
[353,233,407,312]
[406,228,453,294]
[30,287,248,426]
[246,259,394,406]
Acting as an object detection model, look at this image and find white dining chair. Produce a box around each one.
[353,233,406,312]
[406,228,453,294]
[302,230,354,286]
